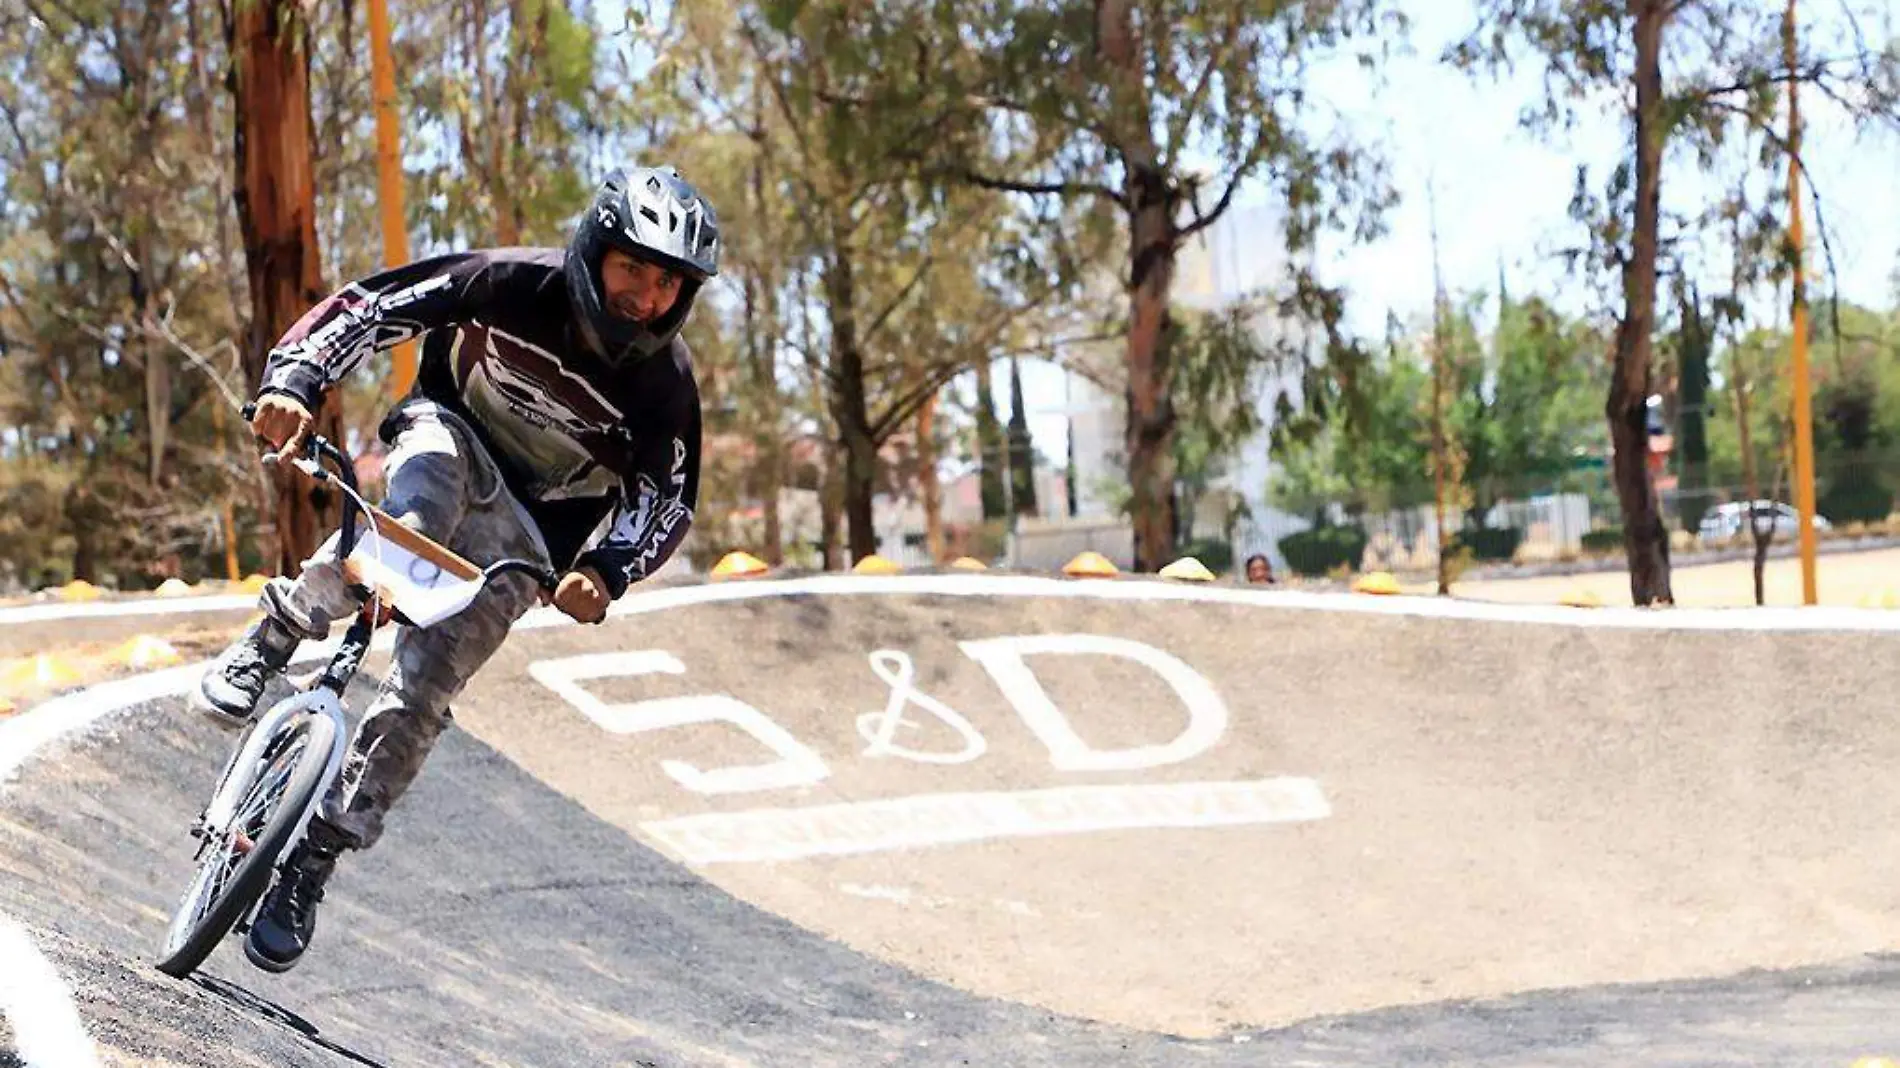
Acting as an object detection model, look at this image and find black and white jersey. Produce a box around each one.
[257,248,700,598]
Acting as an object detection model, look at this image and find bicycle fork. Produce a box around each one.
[188,615,373,868]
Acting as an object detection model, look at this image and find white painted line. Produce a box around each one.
[0,916,103,1068]
[597,574,1900,632]
[0,603,575,786]
[640,777,1332,864]
[3,573,1895,793]
[0,594,255,627]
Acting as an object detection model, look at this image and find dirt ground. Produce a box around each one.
[1451,546,1900,607]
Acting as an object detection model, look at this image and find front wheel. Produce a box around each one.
[155,712,337,978]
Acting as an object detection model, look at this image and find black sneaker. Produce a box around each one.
[245,841,337,973]
[193,615,300,728]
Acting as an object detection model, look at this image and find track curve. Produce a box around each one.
[4,578,1899,1065]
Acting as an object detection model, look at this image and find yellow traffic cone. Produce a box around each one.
[0,653,83,692]
[58,579,103,602]
[710,551,770,580]
[1061,551,1119,578]
[1158,557,1216,582]
[851,554,901,575]
[239,573,271,594]
[948,557,988,571]
[109,635,183,670]
[154,577,194,598]
[1351,571,1401,595]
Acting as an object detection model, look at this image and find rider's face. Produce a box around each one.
[600,249,683,324]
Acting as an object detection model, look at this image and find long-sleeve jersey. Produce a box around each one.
[257,248,700,599]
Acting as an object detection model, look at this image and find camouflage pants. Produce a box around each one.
[258,400,551,853]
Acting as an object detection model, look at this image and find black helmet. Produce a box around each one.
[565,165,721,364]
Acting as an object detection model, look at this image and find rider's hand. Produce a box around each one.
[550,566,609,624]
[251,394,314,463]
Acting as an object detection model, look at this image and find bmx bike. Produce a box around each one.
[154,425,556,978]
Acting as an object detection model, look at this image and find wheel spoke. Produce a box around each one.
[162,724,319,963]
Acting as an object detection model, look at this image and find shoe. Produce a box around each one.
[245,841,337,972]
[194,615,300,728]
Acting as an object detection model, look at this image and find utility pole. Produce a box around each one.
[368,0,417,400]
[1784,0,1818,603]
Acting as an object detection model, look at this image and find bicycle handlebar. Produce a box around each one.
[484,558,561,594]
[240,402,560,596]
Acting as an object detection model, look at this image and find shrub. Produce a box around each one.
[1279,524,1368,576]
[1580,528,1623,554]
[1450,526,1523,562]
[1818,478,1892,525]
[1177,538,1234,574]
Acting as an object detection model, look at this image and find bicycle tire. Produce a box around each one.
[155,711,337,978]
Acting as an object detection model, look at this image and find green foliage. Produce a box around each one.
[1817,461,1894,524]
[1455,290,1607,514]
[1268,286,1605,522]
[1278,524,1368,577]
[1170,300,1278,534]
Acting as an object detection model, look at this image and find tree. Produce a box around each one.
[1006,357,1039,516]
[1674,283,1714,529]
[230,0,342,573]
[0,0,263,588]
[1452,0,1900,604]
[407,0,596,248]
[1168,301,1275,546]
[1459,290,1606,517]
[944,0,1399,570]
[974,360,1007,520]
[664,0,1073,564]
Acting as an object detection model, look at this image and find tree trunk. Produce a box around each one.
[231,0,339,575]
[821,242,879,562]
[1678,285,1710,528]
[1096,0,1177,572]
[918,392,945,561]
[136,233,169,486]
[1123,162,1179,572]
[820,438,843,570]
[1607,0,1673,606]
[1732,338,1770,605]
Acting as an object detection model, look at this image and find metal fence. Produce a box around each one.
[1228,451,1900,578]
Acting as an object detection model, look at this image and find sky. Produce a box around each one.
[1013,0,1900,464]
[1306,0,1900,340]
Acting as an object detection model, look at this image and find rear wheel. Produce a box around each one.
[155,712,336,978]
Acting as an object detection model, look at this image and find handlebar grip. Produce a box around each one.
[483,559,561,593]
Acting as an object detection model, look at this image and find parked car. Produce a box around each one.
[1697,500,1831,542]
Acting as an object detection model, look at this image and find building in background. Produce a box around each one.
[1059,202,1313,572]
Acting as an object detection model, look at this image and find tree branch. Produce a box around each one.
[860,253,938,351]
[956,168,1128,209]
[1164,7,1243,162]
[1704,97,1848,344]
[1686,58,1865,103]
[869,359,974,444]
[1178,161,1250,242]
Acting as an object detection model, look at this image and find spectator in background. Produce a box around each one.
[1244,554,1277,584]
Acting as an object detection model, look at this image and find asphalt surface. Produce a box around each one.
[1,582,1898,1065]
